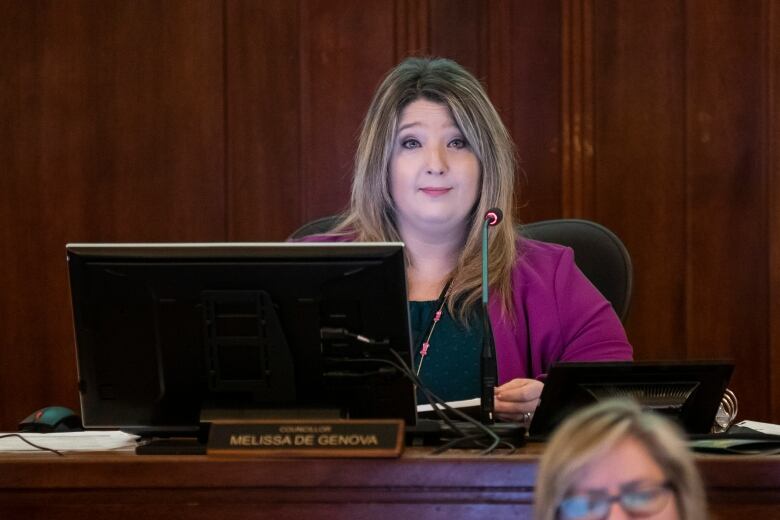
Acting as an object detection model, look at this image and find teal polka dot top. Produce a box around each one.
[409,300,483,404]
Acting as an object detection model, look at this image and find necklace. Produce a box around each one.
[415,279,453,376]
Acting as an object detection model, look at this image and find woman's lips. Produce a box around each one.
[419,187,452,196]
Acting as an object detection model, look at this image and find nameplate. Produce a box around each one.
[207,419,404,458]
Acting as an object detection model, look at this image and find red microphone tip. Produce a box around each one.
[485,208,503,226]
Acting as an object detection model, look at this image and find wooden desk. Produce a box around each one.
[1,447,779,519]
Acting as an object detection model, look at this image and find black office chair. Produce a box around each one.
[289,216,632,321]
[289,215,343,240]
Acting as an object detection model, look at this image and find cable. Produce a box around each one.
[323,327,482,437]
[331,328,502,449]
[321,327,514,454]
[385,349,502,453]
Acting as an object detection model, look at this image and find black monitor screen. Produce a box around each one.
[66,242,416,435]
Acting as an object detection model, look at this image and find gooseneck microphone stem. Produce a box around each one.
[480,208,502,424]
[482,220,490,306]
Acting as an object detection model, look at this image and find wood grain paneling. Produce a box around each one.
[685,0,768,421]
[3,451,780,519]
[394,0,429,59]
[428,0,484,78]
[228,0,403,240]
[226,0,301,240]
[298,0,397,228]
[591,1,687,361]
[768,0,780,423]
[503,1,562,223]
[562,0,594,219]
[0,0,224,430]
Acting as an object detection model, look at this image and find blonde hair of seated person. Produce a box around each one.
[534,399,707,520]
[333,56,518,322]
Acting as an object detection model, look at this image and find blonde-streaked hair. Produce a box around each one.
[534,400,707,520]
[334,57,518,321]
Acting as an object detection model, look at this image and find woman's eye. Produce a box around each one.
[449,138,467,149]
[624,489,660,507]
[401,138,421,149]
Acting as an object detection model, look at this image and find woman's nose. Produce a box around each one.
[425,144,447,174]
[606,502,631,520]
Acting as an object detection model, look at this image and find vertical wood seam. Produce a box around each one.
[422,0,430,53]
[561,0,594,219]
[298,0,309,225]
[761,0,773,420]
[763,0,770,421]
[394,0,403,61]
[766,0,779,422]
[223,0,230,240]
[683,0,692,361]
[394,0,429,62]
[561,0,572,216]
[583,0,594,217]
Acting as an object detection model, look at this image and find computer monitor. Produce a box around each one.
[66,242,416,437]
[528,361,734,439]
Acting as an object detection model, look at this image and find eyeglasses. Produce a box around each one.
[557,480,675,520]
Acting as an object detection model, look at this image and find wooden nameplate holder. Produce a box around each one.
[207,418,405,458]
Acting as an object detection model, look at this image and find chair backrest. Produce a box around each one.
[521,219,632,321]
[289,215,341,240]
[289,217,632,321]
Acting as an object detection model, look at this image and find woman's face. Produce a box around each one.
[388,98,480,237]
[559,436,680,520]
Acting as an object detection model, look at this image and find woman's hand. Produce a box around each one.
[494,378,544,423]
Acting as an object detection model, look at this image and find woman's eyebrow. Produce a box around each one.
[620,478,655,490]
[571,479,650,495]
[397,121,458,133]
[397,121,422,132]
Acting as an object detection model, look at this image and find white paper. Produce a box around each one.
[736,420,780,436]
[417,397,480,413]
[0,431,139,453]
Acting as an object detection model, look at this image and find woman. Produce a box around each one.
[534,400,707,520]
[302,57,631,422]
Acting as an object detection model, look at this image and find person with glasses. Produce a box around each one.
[534,399,706,520]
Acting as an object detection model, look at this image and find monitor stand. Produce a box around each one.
[135,436,208,455]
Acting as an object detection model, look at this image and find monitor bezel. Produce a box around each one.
[528,360,734,439]
[66,241,417,435]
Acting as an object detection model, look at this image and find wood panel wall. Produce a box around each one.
[588,0,774,422]
[1,0,778,431]
[770,0,780,424]
[0,0,225,431]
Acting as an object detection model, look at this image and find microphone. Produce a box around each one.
[480,207,502,424]
[485,208,503,227]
